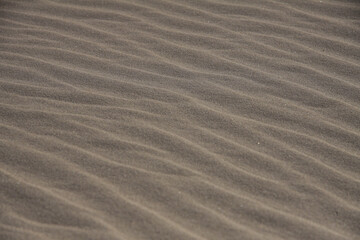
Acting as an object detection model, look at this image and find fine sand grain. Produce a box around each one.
[1,0,360,239]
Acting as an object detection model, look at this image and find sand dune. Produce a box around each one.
[1,0,360,239]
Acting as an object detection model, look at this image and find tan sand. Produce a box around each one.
[0,0,360,239]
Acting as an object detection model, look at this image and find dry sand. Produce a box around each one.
[1,0,360,239]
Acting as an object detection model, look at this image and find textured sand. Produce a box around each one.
[1,0,360,239]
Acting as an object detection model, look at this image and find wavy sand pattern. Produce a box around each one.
[1,0,360,239]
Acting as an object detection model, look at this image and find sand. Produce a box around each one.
[0,0,359,239]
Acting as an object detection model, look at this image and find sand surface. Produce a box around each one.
[1,0,360,239]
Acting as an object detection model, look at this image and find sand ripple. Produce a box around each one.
[1,0,359,239]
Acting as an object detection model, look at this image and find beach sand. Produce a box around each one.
[0,0,359,239]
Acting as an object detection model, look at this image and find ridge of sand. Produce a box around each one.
[1,0,359,239]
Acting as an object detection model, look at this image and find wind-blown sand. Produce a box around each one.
[1,0,359,239]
